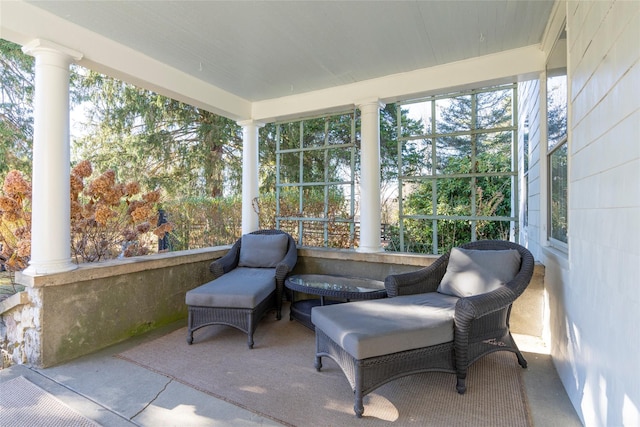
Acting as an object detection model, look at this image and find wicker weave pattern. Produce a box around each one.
[314,240,534,417]
[208,229,297,317]
[315,328,456,417]
[187,292,276,348]
[450,240,533,392]
[188,229,297,348]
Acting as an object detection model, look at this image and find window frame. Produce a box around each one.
[545,26,568,252]
[522,115,530,230]
[395,84,519,255]
[274,111,358,248]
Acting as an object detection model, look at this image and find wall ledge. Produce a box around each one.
[298,247,439,267]
[0,291,30,315]
[15,246,230,288]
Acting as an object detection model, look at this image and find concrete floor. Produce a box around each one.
[0,321,582,426]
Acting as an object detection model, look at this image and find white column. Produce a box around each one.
[22,40,82,275]
[238,120,264,234]
[357,99,385,253]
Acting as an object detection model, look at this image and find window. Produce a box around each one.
[274,112,358,248]
[523,116,529,228]
[547,28,568,247]
[394,84,519,254]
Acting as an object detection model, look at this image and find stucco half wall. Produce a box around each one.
[7,246,544,368]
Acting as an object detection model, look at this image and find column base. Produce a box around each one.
[22,259,78,276]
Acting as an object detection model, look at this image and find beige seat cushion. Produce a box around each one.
[185,268,275,308]
[311,292,459,360]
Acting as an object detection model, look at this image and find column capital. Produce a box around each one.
[355,98,385,110]
[237,119,265,128]
[22,39,83,62]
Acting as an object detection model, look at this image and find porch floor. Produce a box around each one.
[0,320,582,426]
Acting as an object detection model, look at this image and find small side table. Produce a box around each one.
[284,274,387,329]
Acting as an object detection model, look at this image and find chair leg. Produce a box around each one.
[314,356,322,371]
[187,309,194,344]
[456,376,466,394]
[354,371,365,418]
[354,396,364,418]
[247,313,254,349]
[507,332,528,368]
[515,349,528,368]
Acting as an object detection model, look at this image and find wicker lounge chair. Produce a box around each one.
[186,229,297,348]
[312,240,534,417]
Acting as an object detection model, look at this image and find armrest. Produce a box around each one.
[384,254,449,297]
[209,243,240,279]
[453,286,517,327]
[275,235,298,284]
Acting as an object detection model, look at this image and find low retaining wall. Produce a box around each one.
[6,247,226,368]
[2,246,544,368]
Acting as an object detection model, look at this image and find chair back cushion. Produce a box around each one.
[238,233,288,268]
[437,247,521,298]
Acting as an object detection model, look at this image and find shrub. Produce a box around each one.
[161,196,241,250]
[0,161,173,271]
[0,171,31,271]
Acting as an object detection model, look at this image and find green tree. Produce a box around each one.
[0,40,34,176]
[259,106,423,192]
[256,107,425,249]
[0,40,432,251]
[401,88,515,253]
[73,71,243,199]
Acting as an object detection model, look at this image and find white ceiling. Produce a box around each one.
[22,1,554,101]
[1,1,555,121]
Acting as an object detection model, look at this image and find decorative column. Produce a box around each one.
[21,40,82,275]
[357,99,385,253]
[238,120,264,234]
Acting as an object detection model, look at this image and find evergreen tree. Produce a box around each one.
[73,71,242,199]
[402,87,515,253]
[0,40,34,176]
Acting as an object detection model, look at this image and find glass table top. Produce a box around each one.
[286,274,385,294]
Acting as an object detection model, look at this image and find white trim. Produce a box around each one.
[1,1,251,120]
[541,0,567,56]
[22,39,83,62]
[252,45,545,122]
[539,71,550,248]
[542,0,569,255]
[2,2,546,125]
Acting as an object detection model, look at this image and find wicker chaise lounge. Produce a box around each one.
[186,229,297,348]
[312,240,534,417]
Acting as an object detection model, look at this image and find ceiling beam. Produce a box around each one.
[252,45,545,122]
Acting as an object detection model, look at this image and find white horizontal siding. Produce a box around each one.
[560,1,640,426]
